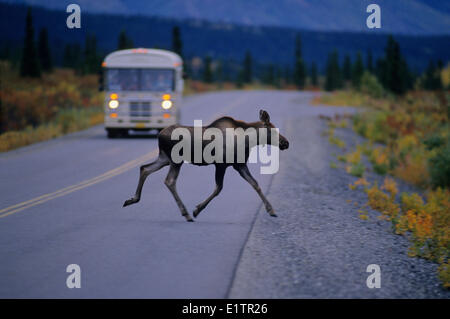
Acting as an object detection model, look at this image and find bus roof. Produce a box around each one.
[103,48,182,69]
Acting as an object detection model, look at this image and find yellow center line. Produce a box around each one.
[0,94,248,219]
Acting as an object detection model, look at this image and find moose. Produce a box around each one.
[123,110,289,222]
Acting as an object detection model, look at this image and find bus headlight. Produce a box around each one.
[108,100,119,109]
[161,100,172,110]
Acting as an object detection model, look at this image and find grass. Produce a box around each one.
[320,90,450,288]
[0,108,103,152]
[0,61,105,152]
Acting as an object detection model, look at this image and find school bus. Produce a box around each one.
[102,48,183,138]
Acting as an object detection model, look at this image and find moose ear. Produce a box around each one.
[259,110,270,124]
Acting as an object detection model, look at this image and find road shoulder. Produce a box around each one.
[229,113,448,298]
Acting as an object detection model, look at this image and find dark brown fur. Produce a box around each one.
[123,110,289,222]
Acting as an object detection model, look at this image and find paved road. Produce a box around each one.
[0,91,447,298]
[0,91,302,298]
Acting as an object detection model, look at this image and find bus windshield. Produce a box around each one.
[106,68,175,92]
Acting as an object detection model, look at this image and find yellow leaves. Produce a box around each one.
[328,134,346,148]
[349,178,370,190]
[324,87,450,288]
[346,149,362,165]
[392,153,429,187]
[381,177,398,199]
[358,209,369,220]
[397,134,419,151]
[401,192,425,213]
[438,261,450,289]
[366,182,400,220]
[1,64,103,133]
[441,63,450,89]
[371,147,388,166]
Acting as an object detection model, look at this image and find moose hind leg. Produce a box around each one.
[234,164,277,217]
[165,163,194,222]
[193,165,226,218]
[123,153,169,207]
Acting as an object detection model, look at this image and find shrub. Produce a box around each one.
[349,163,365,177]
[423,134,445,150]
[428,142,450,188]
[360,71,385,99]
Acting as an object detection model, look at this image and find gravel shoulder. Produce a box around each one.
[229,103,449,298]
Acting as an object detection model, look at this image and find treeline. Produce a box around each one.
[19,8,104,77]
[15,8,448,96]
[322,35,445,95]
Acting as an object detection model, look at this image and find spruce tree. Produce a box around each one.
[284,66,291,85]
[343,54,351,82]
[84,34,100,74]
[325,50,342,91]
[264,64,275,86]
[172,26,183,57]
[20,8,40,77]
[38,28,52,72]
[379,36,411,95]
[310,62,318,86]
[215,59,223,87]
[243,51,252,83]
[118,30,133,50]
[203,56,213,83]
[423,60,443,90]
[293,34,306,89]
[352,52,364,89]
[63,43,82,70]
[367,50,373,73]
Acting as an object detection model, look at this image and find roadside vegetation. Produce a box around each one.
[317,36,449,287]
[0,61,103,152]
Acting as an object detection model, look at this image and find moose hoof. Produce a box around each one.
[268,209,277,217]
[186,216,195,222]
[193,206,201,218]
[123,198,137,207]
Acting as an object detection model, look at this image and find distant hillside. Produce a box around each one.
[3,0,450,35]
[1,2,449,74]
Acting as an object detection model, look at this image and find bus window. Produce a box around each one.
[141,69,174,92]
[106,68,174,91]
[107,69,139,91]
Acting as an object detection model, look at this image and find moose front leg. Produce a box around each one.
[234,164,277,217]
[123,153,169,207]
[193,165,227,219]
[165,163,194,222]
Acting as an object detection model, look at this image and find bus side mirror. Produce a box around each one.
[182,72,188,80]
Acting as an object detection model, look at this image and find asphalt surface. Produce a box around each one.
[0,91,448,298]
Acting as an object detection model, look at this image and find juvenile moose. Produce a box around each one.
[123,110,289,222]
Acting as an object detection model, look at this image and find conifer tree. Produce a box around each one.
[38,28,52,72]
[20,8,40,77]
[310,62,318,86]
[84,34,100,74]
[343,54,351,82]
[378,36,411,95]
[203,56,213,83]
[293,34,306,89]
[118,30,134,50]
[243,51,252,83]
[325,50,342,91]
[366,50,373,73]
[172,26,183,57]
[352,52,364,89]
